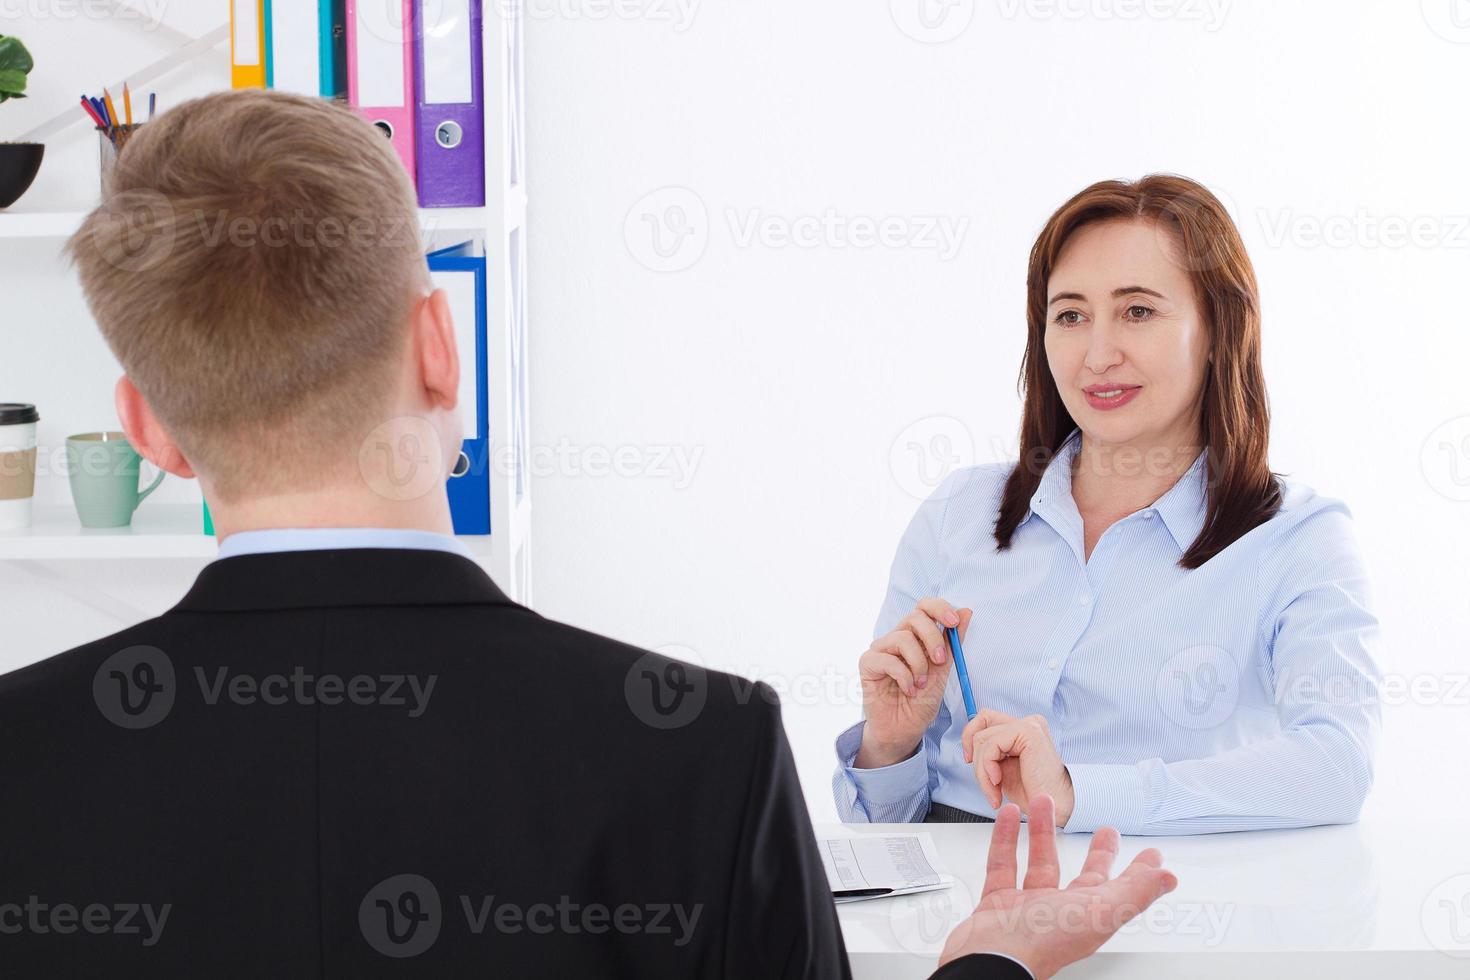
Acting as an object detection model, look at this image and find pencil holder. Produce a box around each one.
[98,125,144,197]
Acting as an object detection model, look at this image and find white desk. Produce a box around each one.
[821,818,1470,978]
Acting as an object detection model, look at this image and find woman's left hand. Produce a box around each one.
[961,709,1075,827]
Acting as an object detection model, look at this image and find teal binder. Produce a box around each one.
[264,0,346,99]
[321,0,346,99]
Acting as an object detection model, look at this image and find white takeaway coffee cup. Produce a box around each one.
[0,403,40,531]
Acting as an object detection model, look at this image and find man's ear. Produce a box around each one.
[414,288,460,413]
[115,376,196,479]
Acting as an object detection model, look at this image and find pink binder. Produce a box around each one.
[345,0,416,181]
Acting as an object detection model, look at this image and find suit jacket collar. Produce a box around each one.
[170,548,517,614]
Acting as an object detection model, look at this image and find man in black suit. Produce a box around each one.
[0,90,1173,978]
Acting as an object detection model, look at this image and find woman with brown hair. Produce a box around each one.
[834,175,1381,833]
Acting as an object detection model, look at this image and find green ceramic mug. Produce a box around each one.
[66,432,165,528]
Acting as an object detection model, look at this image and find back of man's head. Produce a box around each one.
[66,89,429,504]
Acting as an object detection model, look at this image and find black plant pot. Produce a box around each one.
[0,142,45,209]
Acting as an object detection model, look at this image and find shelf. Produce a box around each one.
[0,211,89,239]
[0,505,494,561]
[0,207,490,241]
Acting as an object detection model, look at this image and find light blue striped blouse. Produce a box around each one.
[833,426,1382,835]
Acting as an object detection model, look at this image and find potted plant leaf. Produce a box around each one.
[0,34,43,209]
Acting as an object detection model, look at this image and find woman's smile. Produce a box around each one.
[1083,383,1142,411]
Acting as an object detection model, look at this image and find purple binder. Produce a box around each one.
[414,0,486,208]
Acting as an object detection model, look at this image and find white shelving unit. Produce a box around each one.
[0,6,532,604]
[0,206,500,240]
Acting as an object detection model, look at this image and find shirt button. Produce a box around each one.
[1143,510,1156,520]
[1048,659,1058,670]
[1078,594,1091,606]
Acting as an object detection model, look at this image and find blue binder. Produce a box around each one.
[428,242,490,535]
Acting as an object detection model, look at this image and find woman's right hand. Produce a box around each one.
[854,597,972,769]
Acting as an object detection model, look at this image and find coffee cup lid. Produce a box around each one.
[0,404,39,426]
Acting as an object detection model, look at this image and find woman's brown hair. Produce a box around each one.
[993,174,1282,570]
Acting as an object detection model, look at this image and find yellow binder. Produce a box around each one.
[231,0,267,89]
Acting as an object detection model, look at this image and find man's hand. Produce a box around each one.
[937,796,1178,980]
[961,709,1074,826]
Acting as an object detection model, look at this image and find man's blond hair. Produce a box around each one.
[66,89,429,502]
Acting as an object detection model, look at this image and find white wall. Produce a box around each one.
[2,3,1466,827]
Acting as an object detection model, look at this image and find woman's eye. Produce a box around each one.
[1125,305,1155,320]
[1052,310,1083,326]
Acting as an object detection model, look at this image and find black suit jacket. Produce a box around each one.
[0,548,1026,980]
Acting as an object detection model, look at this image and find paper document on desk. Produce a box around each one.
[819,833,957,903]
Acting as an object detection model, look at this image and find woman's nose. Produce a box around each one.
[1083,320,1125,373]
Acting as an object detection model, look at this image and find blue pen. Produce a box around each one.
[945,625,977,720]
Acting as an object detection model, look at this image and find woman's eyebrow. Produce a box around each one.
[1047,285,1167,306]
